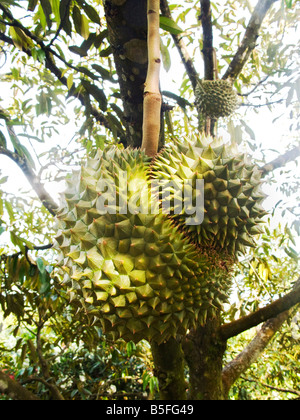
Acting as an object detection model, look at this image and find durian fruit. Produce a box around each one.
[54,146,232,344]
[53,137,266,344]
[195,79,238,119]
[151,135,266,255]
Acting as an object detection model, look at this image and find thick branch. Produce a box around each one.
[260,144,300,177]
[151,338,187,400]
[221,277,300,396]
[200,0,214,81]
[0,146,58,216]
[222,0,280,81]
[35,325,64,400]
[160,0,199,92]
[241,376,300,398]
[219,277,300,341]
[0,370,40,400]
[222,310,290,397]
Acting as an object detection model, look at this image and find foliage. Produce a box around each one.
[225,222,300,400]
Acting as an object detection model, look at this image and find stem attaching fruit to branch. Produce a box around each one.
[141,0,162,157]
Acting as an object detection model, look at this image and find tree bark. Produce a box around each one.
[103,0,148,148]
[221,277,300,397]
[182,316,227,400]
[200,0,214,81]
[260,145,300,177]
[151,337,187,400]
[0,370,40,400]
[160,0,199,92]
[219,277,300,341]
[222,311,290,398]
[199,0,216,136]
[222,0,280,81]
[0,146,58,216]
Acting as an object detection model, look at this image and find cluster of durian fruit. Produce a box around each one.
[53,135,266,344]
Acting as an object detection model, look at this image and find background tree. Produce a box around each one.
[0,0,299,400]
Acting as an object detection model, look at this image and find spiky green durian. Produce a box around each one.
[195,79,238,118]
[53,138,266,344]
[151,135,266,255]
[54,147,232,344]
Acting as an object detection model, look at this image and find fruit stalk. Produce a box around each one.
[141,0,162,157]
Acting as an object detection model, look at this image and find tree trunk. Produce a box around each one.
[103,0,148,148]
[0,370,40,400]
[182,316,227,400]
[151,337,187,400]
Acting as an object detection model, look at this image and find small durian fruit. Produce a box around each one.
[195,79,238,119]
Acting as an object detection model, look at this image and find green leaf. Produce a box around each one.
[59,0,72,36]
[81,80,107,111]
[76,0,101,25]
[80,14,90,40]
[69,45,89,57]
[295,78,300,102]
[126,341,136,357]
[67,73,74,90]
[286,86,295,107]
[0,176,8,185]
[19,144,36,170]
[78,66,98,80]
[0,130,7,148]
[160,39,171,72]
[40,0,53,29]
[162,90,192,109]
[149,376,159,394]
[284,246,299,262]
[241,120,256,140]
[36,257,45,274]
[27,0,38,12]
[18,133,44,143]
[99,46,112,57]
[285,0,293,9]
[91,64,115,82]
[37,48,46,63]
[36,91,52,116]
[159,16,183,35]
[9,27,32,51]
[142,372,150,391]
[106,113,125,139]
[50,0,60,24]
[72,5,90,40]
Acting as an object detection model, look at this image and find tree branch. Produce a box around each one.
[221,278,300,396]
[0,21,110,131]
[0,145,58,216]
[35,324,64,400]
[219,277,300,341]
[200,0,214,81]
[241,376,300,398]
[260,144,300,177]
[199,0,217,136]
[160,0,199,92]
[222,310,290,397]
[222,0,280,81]
[0,370,40,400]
